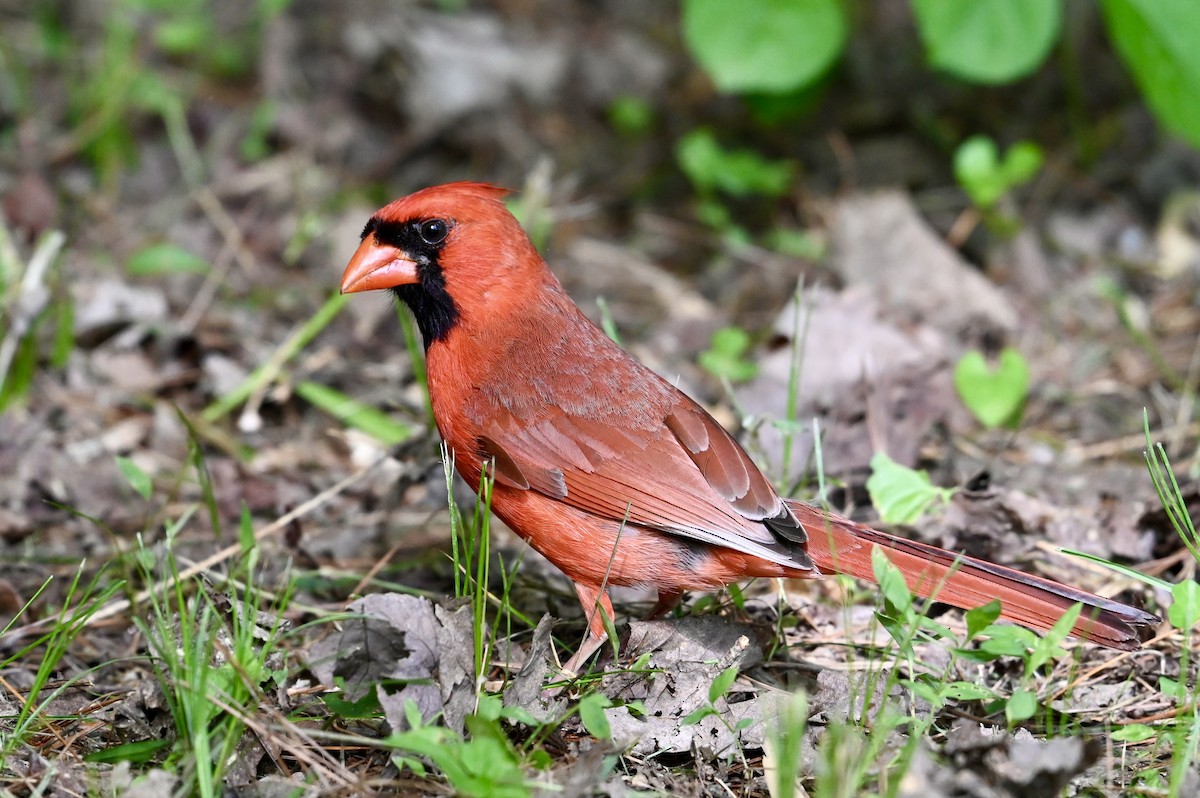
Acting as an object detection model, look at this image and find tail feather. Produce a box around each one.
[785,499,1158,651]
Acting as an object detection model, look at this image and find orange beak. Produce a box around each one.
[340,237,420,294]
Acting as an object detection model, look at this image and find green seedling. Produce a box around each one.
[698,325,758,383]
[386,697,547,797]
[681,665,741,726]
[676,128,793,200]
[953,347,1030,429]
[954,136,1044,211]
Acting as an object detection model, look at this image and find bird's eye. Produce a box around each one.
[418,219,449,246]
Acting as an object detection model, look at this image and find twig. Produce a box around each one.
[192,186,260,278]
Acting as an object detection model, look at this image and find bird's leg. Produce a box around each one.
[560,582,615,675]
[646,588,684,620]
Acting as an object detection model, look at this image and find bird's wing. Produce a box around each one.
[475,396,812,570]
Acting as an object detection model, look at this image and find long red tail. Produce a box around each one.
[786,500,1158,650]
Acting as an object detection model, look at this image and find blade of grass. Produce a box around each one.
[295,380,414,446]
[396,305,435,427]
[202,290,348,424]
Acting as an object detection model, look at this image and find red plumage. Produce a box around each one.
[341,182,1156,671]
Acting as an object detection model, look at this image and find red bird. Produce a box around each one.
[341,182,1156,671]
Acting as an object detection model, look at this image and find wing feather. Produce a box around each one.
[477,399,812,570]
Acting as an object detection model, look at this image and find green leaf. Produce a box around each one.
[682,0,846,94]
[115,456,153,501]
[321,688,383,719]
[608,95,654,136]
[1101,0,1200,149]
[979,625,1038,657]
[1158,676,1184,699]
[51,294,75,368]
[866,452,954,525]
[1167,579,1200,630]
[954,137,1043,208]
[1026,602,1079,676]
[965,599,1002,639]
[872,546,914,614]
[0,314,41,410]
[1002,141,1044,186]
[1111,723,1157,743]
[295,381,413,446]
[954,136,1003,207]
[154,16,211,56]
[939,681,996,702]
[953,348,1030,429]
[126,243,210,276]
[238,503,255,554]
[577,694,613,740]
[913,0,1062,84]
[676,129,794,198]
[681,705,720,725]
[1005,687,1038,724]
[708,666,740,704]
[698,326,759,382]
[84,738,173,764]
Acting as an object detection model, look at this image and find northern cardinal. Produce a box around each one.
[341,182,1156,671]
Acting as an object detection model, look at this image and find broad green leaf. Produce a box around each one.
[913,0,1061,84]
[1159,675,1183,699]
[127,243,210,276]
[954,348,1030,429]
[578,694,613,740]
[966,600,1002,639]
[1005,687,1038,724]
[294,381,413,446]
[1110,723,1157,743]
[682,0,846,94]
[979,625,1038,657]
[1101,0,1200,149]
[1168,579,1200,630]
[866,452,954,525]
